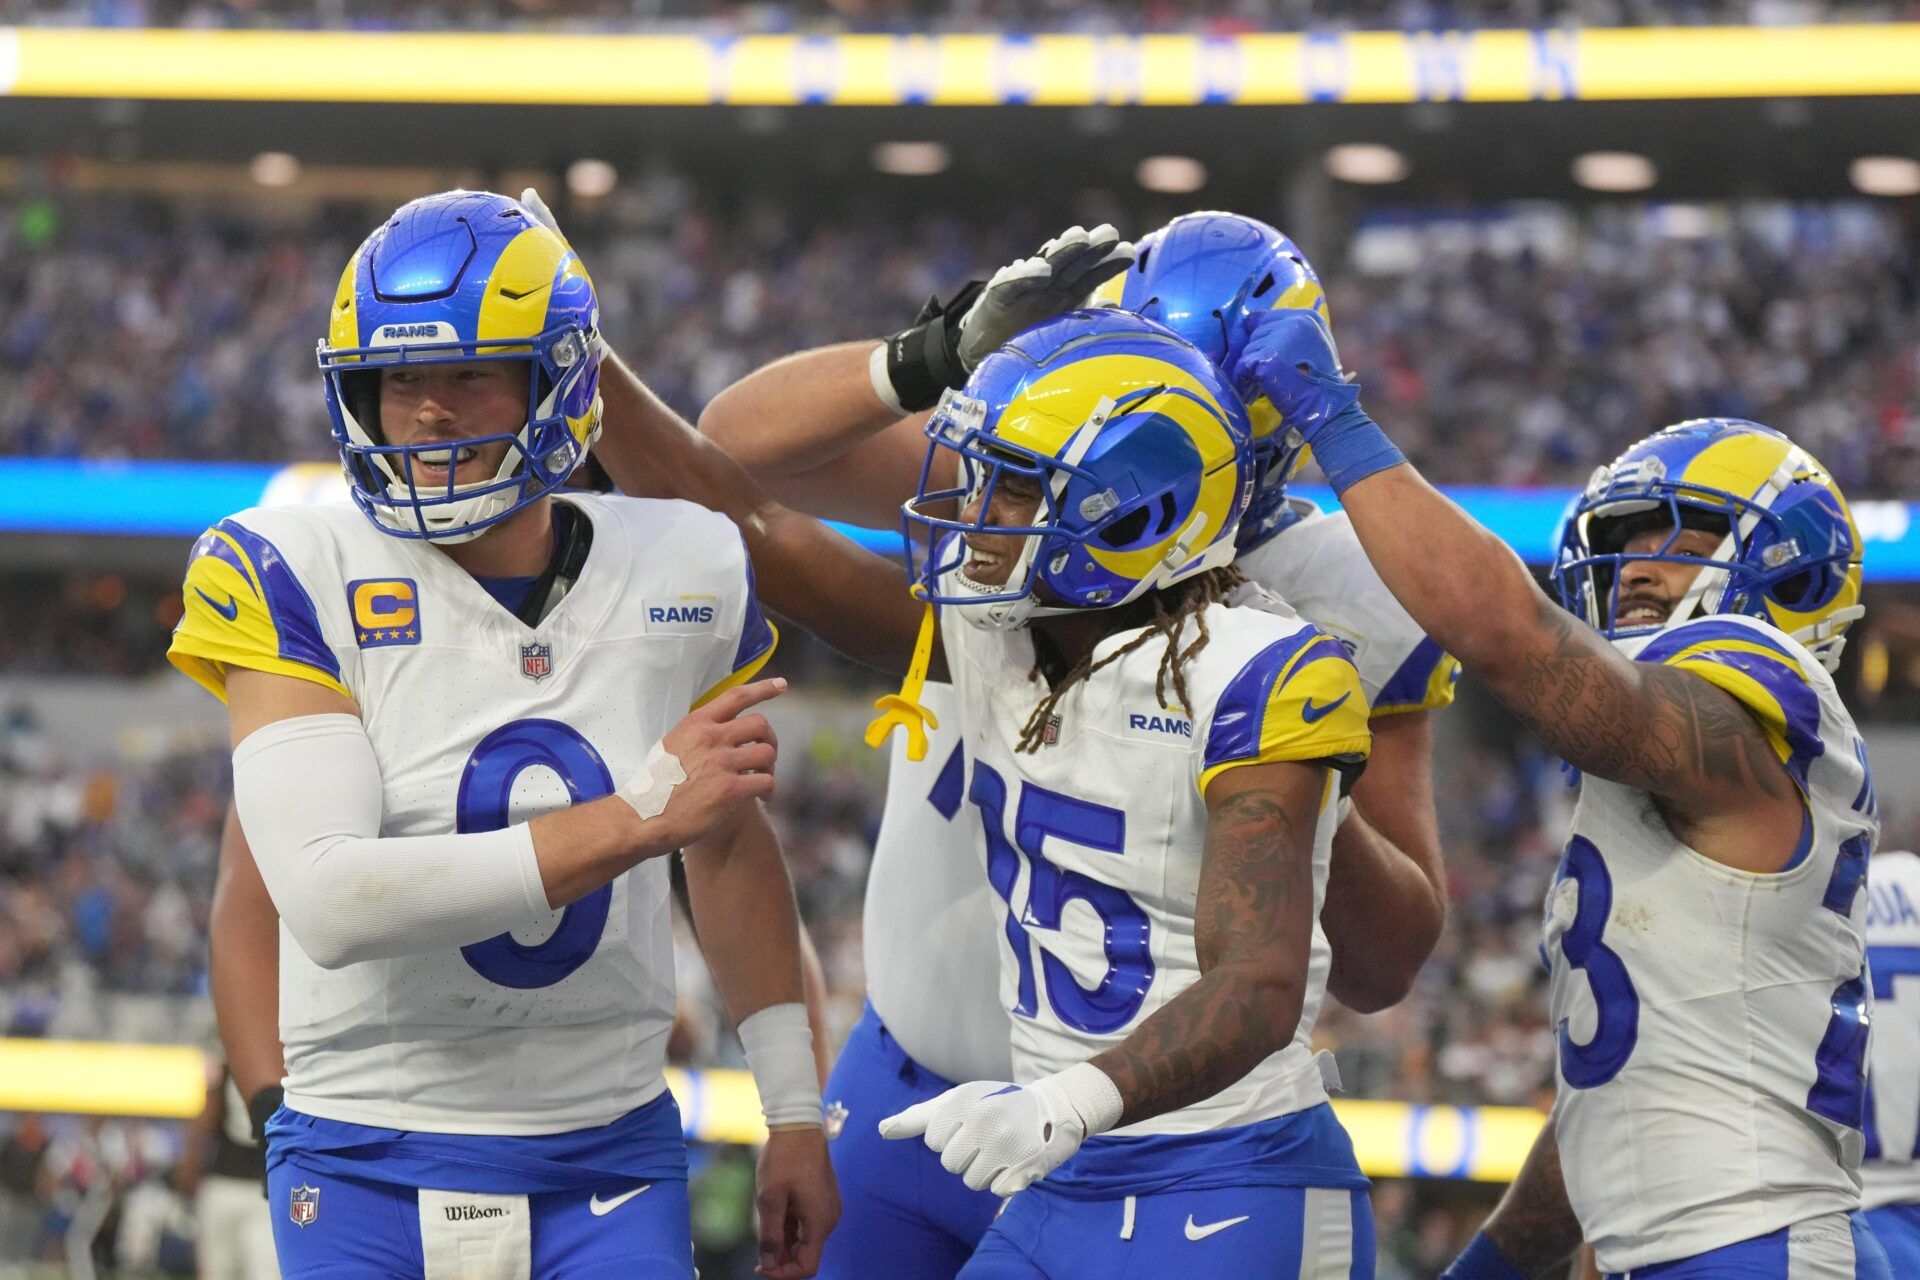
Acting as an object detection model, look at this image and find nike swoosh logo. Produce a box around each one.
[588,1184,651,1216]
[195,587,240,621]
[1184,1213,1250,1241]
[1300,690,1350,724]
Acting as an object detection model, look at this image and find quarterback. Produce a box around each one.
[698,216,1451,1279]
[168,191,835,1280]
[1235,308,1887,1279]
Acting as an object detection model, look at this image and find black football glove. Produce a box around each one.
[881,224,1135,412]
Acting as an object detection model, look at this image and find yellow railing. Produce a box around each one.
[0,1037,1543,1181]
[0,26,1918,105]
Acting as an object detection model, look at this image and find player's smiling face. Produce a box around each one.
[957,466,1044,588]
[1611,524,1725,628]
[379,363,531,487]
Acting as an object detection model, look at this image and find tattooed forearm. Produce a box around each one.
[1091,771,1318,1128]
[1482,1123,1583,1278]
[1493,598,1790,805]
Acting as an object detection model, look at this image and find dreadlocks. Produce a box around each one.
[1016,565,1247,754]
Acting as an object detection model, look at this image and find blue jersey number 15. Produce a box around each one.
[968,761,1154,1036]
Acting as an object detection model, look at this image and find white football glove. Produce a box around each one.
[876,1062,1124,1197]
[956,224,1135,371]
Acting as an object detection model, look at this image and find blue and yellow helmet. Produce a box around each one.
[316,190,603,543]
[1093,211,1327,552]
[902,309,1254,630]
[1553,419,1865,669]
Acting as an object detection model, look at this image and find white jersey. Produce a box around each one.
[865,501,1453,1088]
[940,595,1371,1137]
[1863,850,1920,1210]
[1235,498,1458,717]
[861,680,1013,1083]
[1546,614,1879,1273]
[168,494,775,1135]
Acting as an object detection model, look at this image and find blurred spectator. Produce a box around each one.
[1,194,1916,503]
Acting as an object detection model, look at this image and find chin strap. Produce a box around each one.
[1793,604,1865,673]
[866,594,941,762]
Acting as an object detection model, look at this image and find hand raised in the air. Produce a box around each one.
[619,678,785,848]
[1229,307,1363,445]
[956,224,1136,370]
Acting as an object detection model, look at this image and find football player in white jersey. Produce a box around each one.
[1861,849,1920,1275]
[616,305,1388,1273]
[167,191,837,1280]
[1234,307,1889,1280]
[696,220,1451,1280]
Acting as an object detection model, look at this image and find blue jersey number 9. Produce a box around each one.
[456,719,615,990]
[1552,836,1641,1089]
[971,761,1153,1035]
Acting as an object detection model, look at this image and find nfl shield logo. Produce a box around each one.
[519,641,553,682]
[289,1184,319,1228]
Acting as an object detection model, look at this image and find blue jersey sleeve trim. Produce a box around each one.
[1202,628,1327,773]
[215,518,342,683]
[1634,617,1801,668]
[1634,619,1824,790]
[1374,635,1448,710]
[732,549,776,673]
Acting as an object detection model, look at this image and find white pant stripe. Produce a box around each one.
[1786,1211,1858,1279]
[1299,1187,1354,1279]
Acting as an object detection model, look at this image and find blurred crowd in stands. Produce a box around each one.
[3,0,1915,32]
[2,192,1917,500]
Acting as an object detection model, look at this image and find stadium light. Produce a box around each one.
[248,151,300,188]
[1650,204,1715,239]
[566,158,618,198]
[1572,151,1657,193]
[1850,156,1920,197]
[871,142,951,176]
[1323,144,1409,185]
[1136,155,1207,194]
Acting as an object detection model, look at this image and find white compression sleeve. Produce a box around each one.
[231,714,550,970]
[736,1003,822,1129]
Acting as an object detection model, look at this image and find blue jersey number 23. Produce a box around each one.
[1552,836,1640,1089]
[456,719,614,990]
[969,761,1153,1035]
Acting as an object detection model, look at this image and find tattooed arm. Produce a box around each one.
[1455,1121,1585,1280]
[1091,760,1324,1126]
[1331,466,1802,873]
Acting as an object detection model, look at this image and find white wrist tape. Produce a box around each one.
[1043,1061,1125,1138]
[737,1002,822,1129]
[869,340,909,417]
[617,740,686,820]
